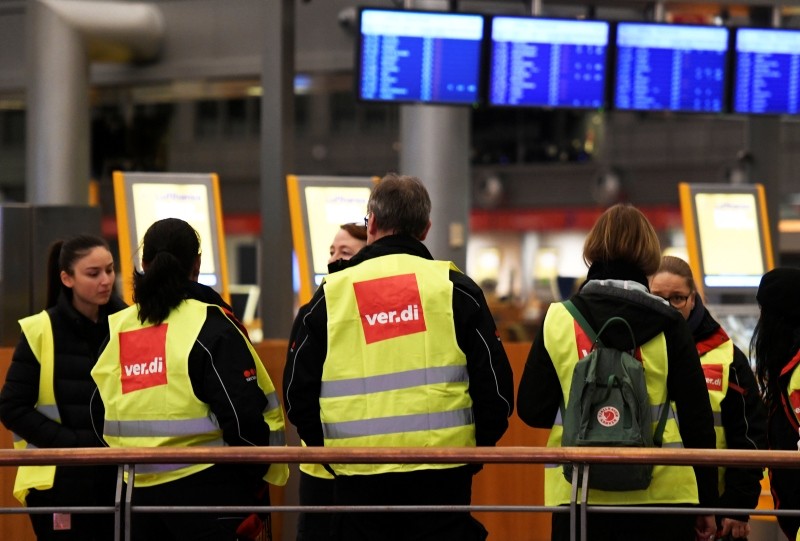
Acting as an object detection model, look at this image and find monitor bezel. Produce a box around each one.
[355,7,488,107]
[487,15,611,111]
[731,26,800,117]
[610,21,732,115]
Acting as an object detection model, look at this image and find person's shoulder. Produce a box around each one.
[447,268,489,308]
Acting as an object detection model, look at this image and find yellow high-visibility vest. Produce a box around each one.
[543,302,699,506]
[12,311,59,505]
[320,254,475,476]
[93,299,288,487]
[696,328,734,495]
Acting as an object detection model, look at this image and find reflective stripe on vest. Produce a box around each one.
[93,299,289,487]
[320,365,468,398]
[698,335,733,496]
[13,311,59,505]
[320,254,475,476]
[542,302,699,506]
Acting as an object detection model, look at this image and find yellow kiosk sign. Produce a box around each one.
[113,171,230,305]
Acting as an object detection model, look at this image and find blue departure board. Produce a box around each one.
[489,17,609,108]
[614,23,729,113]
[357,9,485,105]
[734,28,800,115]
[489,16,609,108]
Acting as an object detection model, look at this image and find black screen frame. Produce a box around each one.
[486,15,611,111]
[354,7,488,107]
[610,21,732,115]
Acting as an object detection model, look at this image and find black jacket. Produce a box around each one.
[0,293,125,490]
[0,292,127,479]
[691,305,767,523]
[518,261,719,508]
[768,345,800,539]
[182,283,274,454]
[283,234,515,451]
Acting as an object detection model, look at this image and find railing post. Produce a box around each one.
[570,465,579,541]
[114,464,125,541]
[580,466,590,541]
[125,464,135,541]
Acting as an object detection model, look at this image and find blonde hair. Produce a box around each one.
[583,204,662,276]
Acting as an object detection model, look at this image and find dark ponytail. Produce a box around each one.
[134,218,200,325]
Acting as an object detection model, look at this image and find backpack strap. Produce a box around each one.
[653,395,671,447]
[565,301,671,445]
[562,300,597,343]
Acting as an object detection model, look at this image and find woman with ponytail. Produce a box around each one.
[0,234,125,540]
[92,218,288,541]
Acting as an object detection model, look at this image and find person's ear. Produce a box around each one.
[190,255,201,281]
[368,215,379,237]
[418,220,432,241]
[60,270,74,288]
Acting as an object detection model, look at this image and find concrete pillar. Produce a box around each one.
[399,106,470,269]
[398,0,470,270]
[26,0,163,205]
[260,0,295,339]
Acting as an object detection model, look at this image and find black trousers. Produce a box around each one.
[127,464,269,541]
[26,465,118,541]
[297,471,335,541]
[332,466,487,541]
[551,506,696,541]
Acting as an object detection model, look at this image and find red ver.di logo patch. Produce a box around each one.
[702,364,724,392]
[353,273,426,344]
[791,390,800,419]
[119,325,168,393]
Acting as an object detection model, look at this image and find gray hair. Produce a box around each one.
[368,173,431,239]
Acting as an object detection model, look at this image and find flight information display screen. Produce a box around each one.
[614,23,729,112]
[734,28,800,115]
[489,17,609,108]
[357,9,485,105]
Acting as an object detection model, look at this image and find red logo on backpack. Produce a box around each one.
[597,406,620,427]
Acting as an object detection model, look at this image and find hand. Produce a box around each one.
[718,518,750,539]
[694,514,716,541]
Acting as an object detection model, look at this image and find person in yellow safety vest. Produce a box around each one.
[92,218,288,541]
[651,255,767,541]
[294,222,367,541]
[518,204,719,541]
[752,267,800,541]
[0,235,126,541]
[284,173,515,541]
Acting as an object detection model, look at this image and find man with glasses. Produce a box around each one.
[650,255,767,541]
[284,173,514,541]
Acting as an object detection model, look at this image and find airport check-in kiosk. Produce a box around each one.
[113,171,231,306]
[679,182,774,356]
[287,175,376,305]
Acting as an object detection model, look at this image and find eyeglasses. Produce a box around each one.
[661,294,690,309]
[364,213,370,228]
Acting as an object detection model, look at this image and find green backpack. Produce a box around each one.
[561,300,670,492]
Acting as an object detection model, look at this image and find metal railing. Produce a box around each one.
[1,446,798,541]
